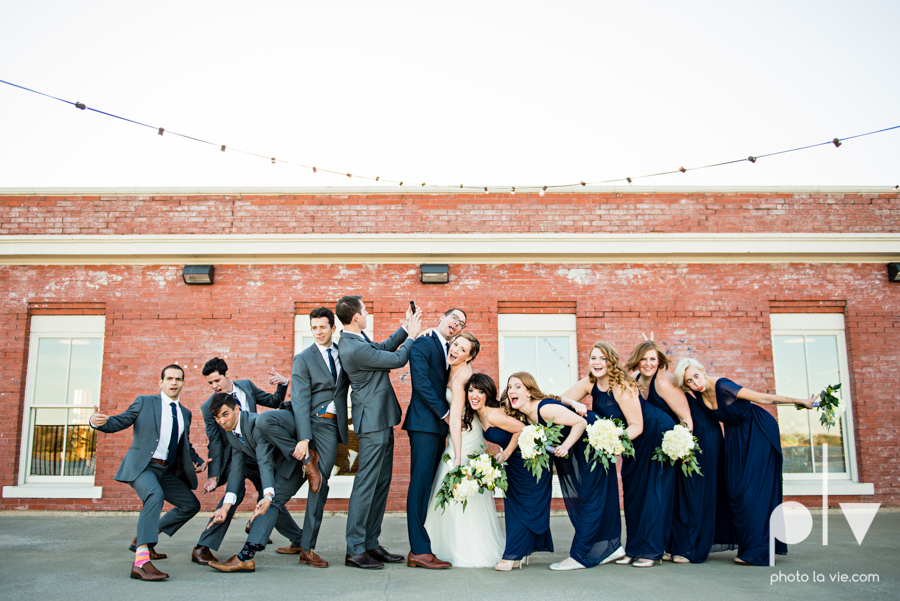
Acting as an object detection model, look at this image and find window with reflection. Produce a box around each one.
[770,313,857,480]
[22,316,105,482]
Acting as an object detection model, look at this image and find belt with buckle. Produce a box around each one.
[316,411,336,419]
[151,458,169,466]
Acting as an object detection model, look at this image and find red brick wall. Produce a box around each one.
[1,260,898,511]
[0,191,898,235]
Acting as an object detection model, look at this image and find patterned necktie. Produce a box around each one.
[327,348,337,383]
[165,402,179,464]
[232,390,242,412]
[235,430,247,445]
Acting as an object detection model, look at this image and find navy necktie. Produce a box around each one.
[327,348,337,383]
[362,331,371,343]
[165,402,179,465]
[232,390,242,412]
[445,341,451,371]
[236,430,247,445]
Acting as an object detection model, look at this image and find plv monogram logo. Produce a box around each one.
[769,444,880,566]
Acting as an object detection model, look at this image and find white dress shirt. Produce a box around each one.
[152,394,185,461]
[435,330,450,365]
[223,418,274,505]
[230,382,248,412]
[315,340,340,415]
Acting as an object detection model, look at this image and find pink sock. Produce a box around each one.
[134,545,150,567]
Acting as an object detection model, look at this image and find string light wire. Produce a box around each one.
[1,78,897,192]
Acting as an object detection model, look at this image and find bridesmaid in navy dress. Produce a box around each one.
[626,340,734,563]
[507,371,624,571]
[674,358,816,566]
[563,341,675,568]
[463,374,553,571]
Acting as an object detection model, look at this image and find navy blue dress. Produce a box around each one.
[484,426,553,560]
[536,399,621,566]
[702,378,786,566]
[642,372,735,562]
[592,383,675,561]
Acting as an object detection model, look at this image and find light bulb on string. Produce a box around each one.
[511,187,515,195]
[539,186,547,197]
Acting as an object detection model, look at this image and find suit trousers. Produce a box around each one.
[246,465,306,548]
[300,416,340,550]
[345,427,394,555]
[131,462,200,547]
[197,459,295,550]
[406,431,446,555]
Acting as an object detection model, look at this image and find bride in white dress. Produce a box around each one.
[423,332,505,567]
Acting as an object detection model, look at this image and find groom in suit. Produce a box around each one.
[336,295,421,569]
[402,308,467,569]
[89,365,205,581]
[276,306,351,567]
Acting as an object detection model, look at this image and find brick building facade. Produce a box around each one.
[1,187,897,514]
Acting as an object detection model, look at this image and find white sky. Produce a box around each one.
[1,1,898,190]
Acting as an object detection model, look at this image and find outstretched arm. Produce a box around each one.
[656,373,693,430]
[89,397,142,433]
[615,385,644,440]
[737,387,818,408]
[537,403,587,458]
[559,377,594,416]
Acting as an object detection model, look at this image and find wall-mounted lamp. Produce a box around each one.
[889,263,900,282]
[183,265,215,285]
[420,264,449,284]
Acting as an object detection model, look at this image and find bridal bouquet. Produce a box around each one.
[797,382,844,431]
[433,447,508,513]
[652,424,703,477]
[517,420,564,482]
[583,417,635,472]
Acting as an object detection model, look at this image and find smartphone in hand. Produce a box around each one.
[409,300,417,314]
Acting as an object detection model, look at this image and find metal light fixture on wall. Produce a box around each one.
[182,265,214,284]
[889,263,900,282]
[420,264,449,284]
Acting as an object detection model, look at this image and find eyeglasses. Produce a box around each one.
[448,314,466,329]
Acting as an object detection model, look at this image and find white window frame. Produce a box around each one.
[770,313,873,496]
[3,315,105,499]
[498,313,578,498]
[291,313,374,499]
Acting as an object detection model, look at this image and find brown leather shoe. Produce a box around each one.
[244,520,273,545]
[130,561,168,581]
[367,545,404,563]
[275,544,303,554]
[298,548,329,568]
[208,555,255,573]
[406,552,452,569]
[129,537,167,559]
[304,449,322,494]
[191,546,218,565]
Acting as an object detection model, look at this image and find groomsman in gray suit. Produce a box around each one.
[89,365,206,581]
[205,394,308,573]
[276,307,351,568]
[336,295,422,569]
[192,357,300,565]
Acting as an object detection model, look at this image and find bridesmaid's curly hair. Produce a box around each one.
[462,373,499,431]
[588,341,638,395]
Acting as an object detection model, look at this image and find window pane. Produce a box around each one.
[806,335,845,473]
[68,339,103,405]
[31,409,66,476]
[773,335,812,473]
[65,409,97,476]
[536,336,572,393]
[501,337,537,390]
[32,338,70,405]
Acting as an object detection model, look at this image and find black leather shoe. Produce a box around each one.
[367,545,403,563]
[345,552,383,569]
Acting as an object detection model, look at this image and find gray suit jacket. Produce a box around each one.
[95,394,202,489]
[338,327,413,435]
[201,379,287,479]
[224,411,297,496]
[290,342,351,445]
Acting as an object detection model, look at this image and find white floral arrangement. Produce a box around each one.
[517,421,563,481]
[433,446,508,513]
[652,424,703,477]
[583,417,635,472]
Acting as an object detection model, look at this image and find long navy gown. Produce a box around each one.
[592,383,675,561]
[702,378,786,566]
[642,372,735,562]
[536,399,621,566]
[484,426,553,561]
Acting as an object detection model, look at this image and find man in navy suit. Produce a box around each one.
[401,308,467,569]
[90,364,206,581]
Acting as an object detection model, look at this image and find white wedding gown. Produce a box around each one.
[423,389,505,567]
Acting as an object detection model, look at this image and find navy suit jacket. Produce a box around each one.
[402,332,450,435]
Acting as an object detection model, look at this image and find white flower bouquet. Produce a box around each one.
[517,420,564,481]
[433,447,508,513]
[583,417,635,472]
[652,423,703,477]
